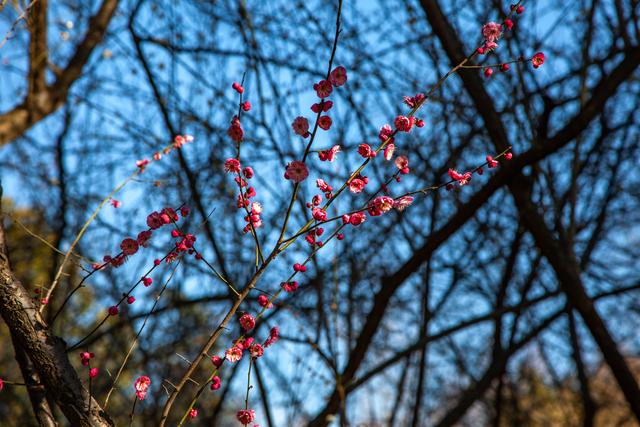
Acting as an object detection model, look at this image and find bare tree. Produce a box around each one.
[1,0,639,426]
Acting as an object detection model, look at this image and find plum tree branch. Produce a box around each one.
[0,193,114,426]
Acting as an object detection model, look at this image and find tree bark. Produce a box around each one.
[11,333,58,427]
[0,195,114,426]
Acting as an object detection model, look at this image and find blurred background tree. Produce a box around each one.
[1,0,639,425]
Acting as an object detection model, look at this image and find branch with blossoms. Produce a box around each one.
[64,202,241,354]
[44,134,197,316]
[153,1,548,425]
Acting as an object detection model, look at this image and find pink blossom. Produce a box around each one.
[395,155,409,174]
[134,376,151,400]
[243,167,254,179]
[143,277,153,287]
[504,19,514,30]
[393,196,414,211]
[486,155,498,168]
[227,122,244,142]
[120,238,139,256]
[316,179,332,192]
[481,22,503,42]
[225,346,243,363]
[314,79,333,98]
[162,207,178,222]
[110,199,121,208]
[532,52,545,68]
[305,232,316,245]
[370,196,394,216]
[109,255,126,268]
[292,116,310,136]
[448,169,472,186]
[293,263,307,273]
[137,230,152,247]
[232,82,244,93]
[318,116,333,130]
[239,313,256,331]
[263,327,279,347]
[312,208,327,221]
[257,295,273,308]
[367,205,382,217]
[318,144,341,162]
[89,368,99,378]
[211,356,223,368]
[349,178,365,194]
[448,169,464,181]
[236,337,254,350]
[210,376,221,390]
[379,124,394,142]
[282,281,299,293]
[0,378,3,392]
[136,159,150,169]
[329,66,347,87]
[225,158,241,173]
[384,143,395,161]
[242,101,251,111]
[173,134,192,149]
[249,343,264,359]
[311,100,333,113]
[318,115,332,130]
[394,115,413,132]
[245,187,256,199]
[483,41,498,51]
[403,93,425,108]
[349,212,366,226]
[108,306,119,316]
[80,351,94,366]
[237,409,256,425]
[189,408,198,419]
[358,143,375,158]
[146,211,163,229]
[251,202,262,215]
[284,161,309,183]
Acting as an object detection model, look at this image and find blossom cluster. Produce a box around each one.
[222,324,278,365]
[224,113,264,234]
[79,351,99,379]
[134,375,151,400]
[97,206,190,271]
[285,66,348,183]
[136,134,194,171]
[477,7,545,77]
[74,5,544,425]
